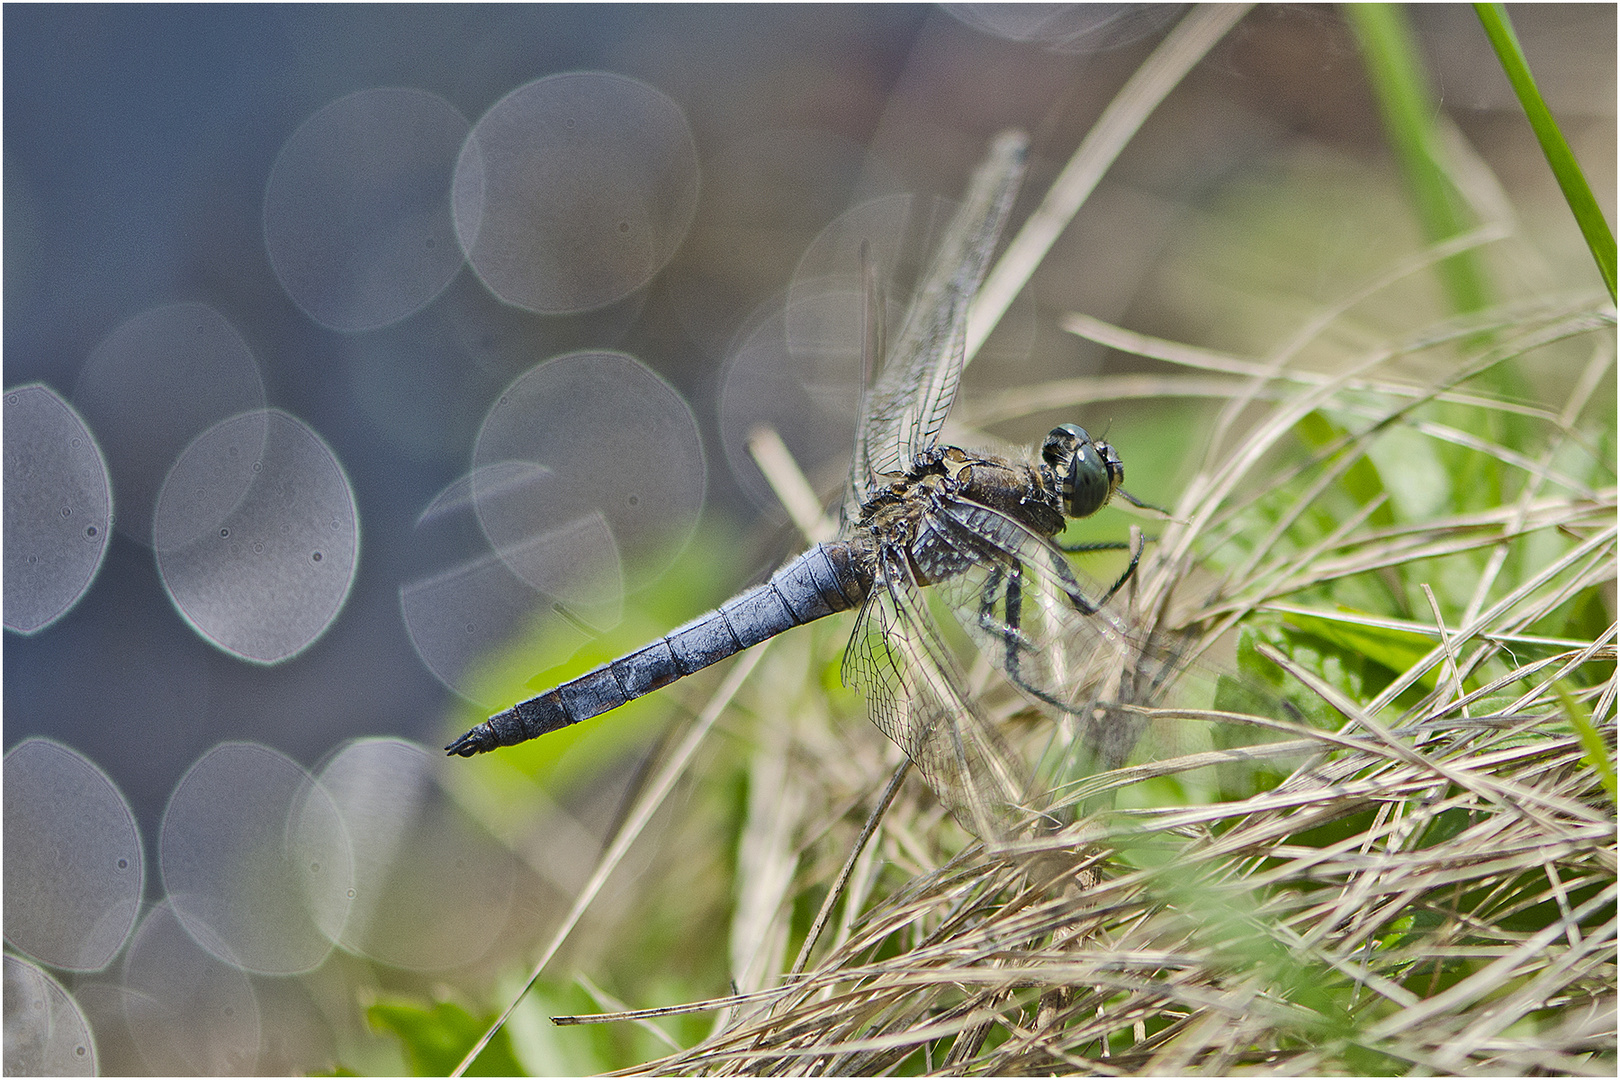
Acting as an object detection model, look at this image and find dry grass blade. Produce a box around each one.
[452,647,770,1076]
[965,3,1252,363]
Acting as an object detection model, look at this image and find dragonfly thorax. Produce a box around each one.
[855,443,1067,548]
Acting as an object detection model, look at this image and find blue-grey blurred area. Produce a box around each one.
[4,3,933,831]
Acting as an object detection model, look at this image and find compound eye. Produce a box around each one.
[1041,423,1087,469]
[1064,437,1112,518]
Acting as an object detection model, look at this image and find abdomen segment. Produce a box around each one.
[446,542,867,755]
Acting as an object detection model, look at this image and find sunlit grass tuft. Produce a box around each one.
[604,249,1615,1078]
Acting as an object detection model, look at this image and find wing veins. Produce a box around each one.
[845,131,1028,519]
[842,545,1028,840]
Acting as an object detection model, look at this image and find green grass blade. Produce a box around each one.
[1474,2,1618,303]
[1557,682,1618,803]
[1344,3,1493,315]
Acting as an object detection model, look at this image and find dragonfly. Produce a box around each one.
[447,130,1157,840]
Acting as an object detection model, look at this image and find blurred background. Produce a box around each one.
[4,4,1613,1074]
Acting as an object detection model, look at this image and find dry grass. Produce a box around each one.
[484,14,1616,1075]
[550,265,1615,1074]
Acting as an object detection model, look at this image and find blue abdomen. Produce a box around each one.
[446,541,870,755]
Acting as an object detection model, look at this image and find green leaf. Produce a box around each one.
[1281,609,1437,690]
[367,997,525,1077]
[1294,411,1396,529]
[1227,620,1382,728]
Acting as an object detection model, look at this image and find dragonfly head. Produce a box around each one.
[1042,423,1123,519]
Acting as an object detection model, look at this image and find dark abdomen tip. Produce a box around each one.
[444,724,495,756]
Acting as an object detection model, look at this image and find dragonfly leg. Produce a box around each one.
[981,561,1092,717]
[1051,528,1145,616]
[1057,526,1148,602]
[1056,538,1130,553]
[978,565,1031,670]
[1092,527,1146,607]
[1115,486,1168,514]
[978,565,1042,667]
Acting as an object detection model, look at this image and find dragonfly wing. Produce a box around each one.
[921,499,1168,774]
[846,131,1028,520]
[841,544,1029,841]
[843,239,887,526]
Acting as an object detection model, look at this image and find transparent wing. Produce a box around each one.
[922,499,1323,821]
[842,240,886,530]
[840,544,1030,842]
[919,499,1174,776]
[845,131,1028,521]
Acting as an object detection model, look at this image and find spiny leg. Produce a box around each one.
[1055,539,1130,554]
[1115,486,1167,514]
[971,536,1147,716]
[1092,527,1145,608]
[979,564,1011,663]
[1055,528,1145,614]
[980,560,1092,717]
